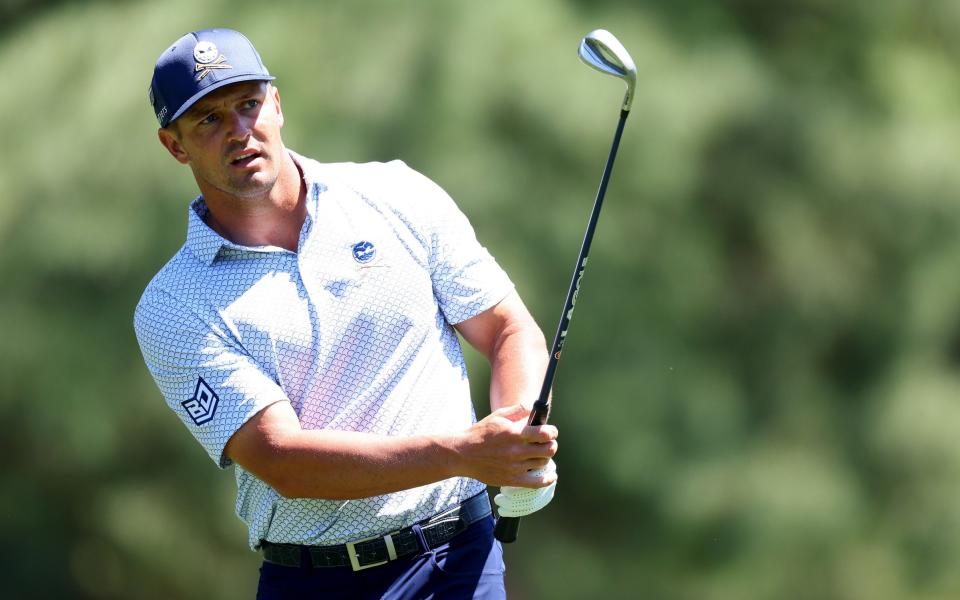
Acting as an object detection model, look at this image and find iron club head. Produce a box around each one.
[578,29,637,112]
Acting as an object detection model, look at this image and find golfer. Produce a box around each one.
[134,28,558,599]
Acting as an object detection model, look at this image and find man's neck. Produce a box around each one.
[201,151,307,252]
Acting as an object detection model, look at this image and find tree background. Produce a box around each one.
[3,0,960,598]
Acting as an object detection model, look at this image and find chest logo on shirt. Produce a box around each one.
[182,377,219,426]
[351,241,377,264]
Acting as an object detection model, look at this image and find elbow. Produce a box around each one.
[245,446,346,501]
[270,473,352,501]
[255,459,320,500]
[496,318,547,358]
[224,402,337,499]
[251,445,312,499]
[228,434,305,499]
[271,475,308,500]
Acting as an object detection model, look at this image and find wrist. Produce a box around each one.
[432,431,467,479]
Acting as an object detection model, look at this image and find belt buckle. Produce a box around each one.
[345,533,397,571]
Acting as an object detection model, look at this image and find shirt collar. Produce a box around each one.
[184,149,326,266]
[185,197,226,266]
[288,149,326,224]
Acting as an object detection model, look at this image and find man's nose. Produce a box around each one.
[224,110,252,142]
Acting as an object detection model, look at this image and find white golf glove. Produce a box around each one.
[493,459,557,517]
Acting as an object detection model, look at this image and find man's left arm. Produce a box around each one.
[455,289,560,518]
[454,290,548,412]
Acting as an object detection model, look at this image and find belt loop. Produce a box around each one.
[300,544,312,572]
[411,523,430,553]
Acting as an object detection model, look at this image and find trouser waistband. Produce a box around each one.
[261,492,492,571]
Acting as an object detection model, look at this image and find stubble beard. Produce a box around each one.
[198,156,280,201]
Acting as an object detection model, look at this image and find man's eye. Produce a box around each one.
[243,99,261,109]
[200,113,219,125]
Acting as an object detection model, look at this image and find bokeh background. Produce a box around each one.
[4,0,960,598]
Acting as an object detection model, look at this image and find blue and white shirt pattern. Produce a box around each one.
[134,152,514,548]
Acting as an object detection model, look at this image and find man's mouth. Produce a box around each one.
[229,150,262,166]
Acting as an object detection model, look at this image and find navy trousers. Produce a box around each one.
[256,515,506,599]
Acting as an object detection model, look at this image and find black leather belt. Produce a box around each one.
[260,492,491,571]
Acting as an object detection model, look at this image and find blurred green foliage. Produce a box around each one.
[3,0,960,598]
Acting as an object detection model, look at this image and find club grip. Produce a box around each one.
[494,401,550,544]
[494,515,520,542]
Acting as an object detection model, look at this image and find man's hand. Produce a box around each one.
[451,404,558,488]
[494,459,557,517]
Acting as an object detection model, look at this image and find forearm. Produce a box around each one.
[488,318,549,411]
[227,396,556,499]
[259,429,460,500]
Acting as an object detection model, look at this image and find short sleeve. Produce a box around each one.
[134,289,286,468]
[387,162,515,324]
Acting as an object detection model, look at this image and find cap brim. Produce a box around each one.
[166,73,276,127]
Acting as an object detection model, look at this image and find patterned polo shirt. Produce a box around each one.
[134,151,514,548]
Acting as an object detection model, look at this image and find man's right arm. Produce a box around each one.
[224,399,558,500]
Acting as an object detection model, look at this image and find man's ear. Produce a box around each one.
[158,126,190,164]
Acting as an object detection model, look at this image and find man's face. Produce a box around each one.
[158,81,286,199]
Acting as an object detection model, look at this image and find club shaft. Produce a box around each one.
[495,109,630,544]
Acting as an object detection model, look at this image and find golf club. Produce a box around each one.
[494,29,637,544]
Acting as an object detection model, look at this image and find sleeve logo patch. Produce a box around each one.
[182,377,219,425]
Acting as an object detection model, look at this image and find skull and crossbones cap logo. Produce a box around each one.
[149,28,275,128]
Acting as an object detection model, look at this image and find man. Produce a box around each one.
[134,28,558,599]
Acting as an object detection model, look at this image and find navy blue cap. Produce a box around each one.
[149,28,275,127]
